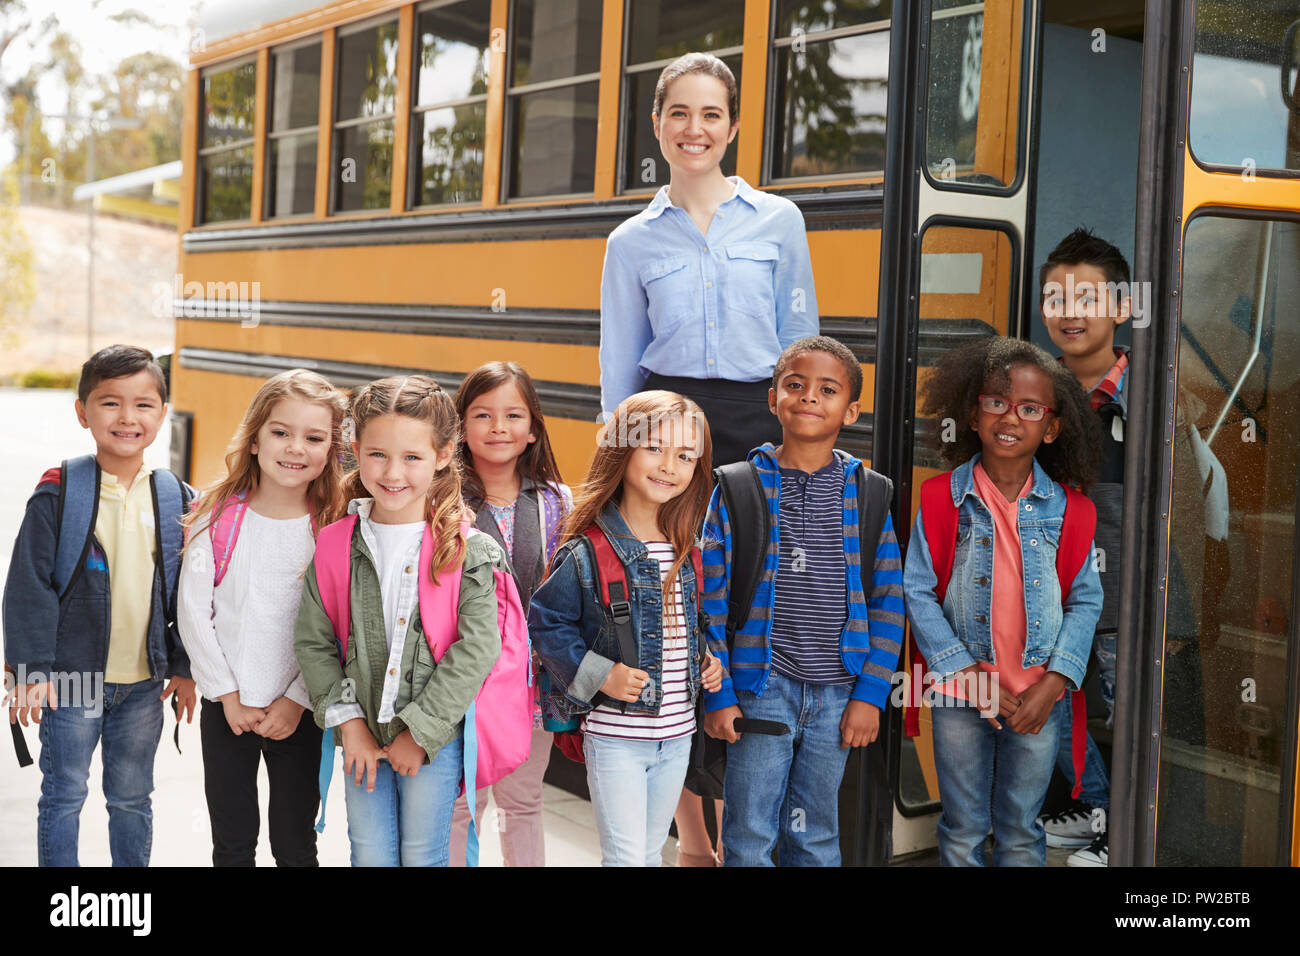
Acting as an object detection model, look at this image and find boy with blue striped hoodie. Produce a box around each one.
[702,336,905,866]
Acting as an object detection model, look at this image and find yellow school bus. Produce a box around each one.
[174,0,1300,865]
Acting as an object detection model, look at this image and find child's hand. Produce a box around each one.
[1006,672,1067,734]
[253,697,305,740]
[340,718,384,792]
[704,704,743,743]
[700,653,723,693]
[383,729,427,777]
[8,681,55,726]
[600,663,651,702]
[162,677,197,723]
[952,664,1004,729]
[219,691,267,735]
[840,700,880,748]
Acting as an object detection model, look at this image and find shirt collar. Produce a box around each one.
[99,462,153,494]
[643,175,756,220]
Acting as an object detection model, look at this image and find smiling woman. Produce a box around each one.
[598,52,820,471]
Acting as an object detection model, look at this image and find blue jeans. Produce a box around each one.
[343,733,463,867]
[37,678,164,867]
[583,732,692,867]
[931,697,1062,866]
[721,672,854,867]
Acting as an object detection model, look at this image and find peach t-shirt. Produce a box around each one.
[939,463,1050,703]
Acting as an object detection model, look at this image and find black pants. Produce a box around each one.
[199,697,321,867]
[643,374,782,471]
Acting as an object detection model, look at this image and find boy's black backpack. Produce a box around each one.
[687,460,894,798]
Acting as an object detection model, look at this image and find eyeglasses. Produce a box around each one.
[977,394,1056,422]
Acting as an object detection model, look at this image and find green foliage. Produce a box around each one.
[0,170,35,334]
[18,368,78,390]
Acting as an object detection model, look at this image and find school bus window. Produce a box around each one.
[505,0,603,199]
[925,0,1024,189]
[265,40,321,219]
[333,19,399,213]
[619,0,743,194]
[767,4,889,182]
[197,58,256,223]
[411,0,491,207]
[1189,0,1300,173]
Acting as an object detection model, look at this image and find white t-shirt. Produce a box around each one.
[177,508,315,708]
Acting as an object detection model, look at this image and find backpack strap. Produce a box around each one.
[1056,481,1097,801]
[310,513,358,833]
[712,461,768,640]
[315,515,359,662]
[905,474,960,738]
[52,455,100,599]
[583,526,637,668]
[855,465,894,581]
[150,469,187,627]
[208,492,250,588]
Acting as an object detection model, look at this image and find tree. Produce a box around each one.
[0,168,36,339]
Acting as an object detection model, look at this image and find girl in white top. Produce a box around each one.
[178,369,348,867]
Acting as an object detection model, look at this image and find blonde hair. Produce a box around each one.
[559,390,713,595]
[344,375,468,584]
[184,369,348,544]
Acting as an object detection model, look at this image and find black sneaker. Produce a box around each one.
[1067,831,1109,867]
[1039,802,1095,848]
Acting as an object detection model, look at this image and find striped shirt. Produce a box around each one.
[582,541,696,741]
[770,462,854,684]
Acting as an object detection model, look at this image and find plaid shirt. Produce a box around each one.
[1068,348,1128,411]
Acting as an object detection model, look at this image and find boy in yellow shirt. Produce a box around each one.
[4,345,196,866]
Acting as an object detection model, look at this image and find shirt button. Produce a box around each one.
[705,281,713,289]
[717,212,724,218]
[1025,504,1033,511]
[1033,578,1041,586]
[398,617,406,627]
[707,322,714,329]
[1034,620,1041,627]
[1029,539,1037,547]
[389,668,397,676]
[707,359,714,366]
[404,565,413,574]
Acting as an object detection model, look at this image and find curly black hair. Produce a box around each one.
[920,336,1103,490]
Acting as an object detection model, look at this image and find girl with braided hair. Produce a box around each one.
[294,375,511,866]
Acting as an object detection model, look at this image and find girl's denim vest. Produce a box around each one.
[529,503,706,719]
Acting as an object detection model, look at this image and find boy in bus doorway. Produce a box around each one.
[1036,228,1132,867]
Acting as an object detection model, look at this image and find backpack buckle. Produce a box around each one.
[609,599,632,624]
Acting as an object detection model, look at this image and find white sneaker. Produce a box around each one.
[1067,832,1108,867]
[1040,803,1095,848]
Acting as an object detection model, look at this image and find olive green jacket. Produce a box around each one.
[293,515,505,761]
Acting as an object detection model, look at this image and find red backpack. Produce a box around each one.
[552,527,704,763]
[905,471,1095,798]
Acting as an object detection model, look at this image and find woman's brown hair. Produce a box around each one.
[558,390,713,595]
[343,375,469,583]
[454,361,564,503]
[183,368,349,544]
[653,51,739,124]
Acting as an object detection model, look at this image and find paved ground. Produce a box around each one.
[0,389,611,867]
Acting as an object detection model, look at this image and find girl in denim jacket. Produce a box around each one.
[529,391,724,866]
[903,337,1103,866]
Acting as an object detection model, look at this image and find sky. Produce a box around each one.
[1,0,200,163]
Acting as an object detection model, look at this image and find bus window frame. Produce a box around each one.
[499,0,604,204]
[328,12,402,217]
[196,52,259,227]
[918,0,1033,198]
[762,13,892,186]
[405,0,493,211]
[263,35,323,222]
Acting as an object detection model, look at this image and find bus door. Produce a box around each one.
[867,0,1035,863]
[1132,0,1300,866]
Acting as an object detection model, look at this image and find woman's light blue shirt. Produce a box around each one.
[598,176,819,417]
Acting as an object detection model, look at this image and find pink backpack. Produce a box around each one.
[312,514,532,866]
